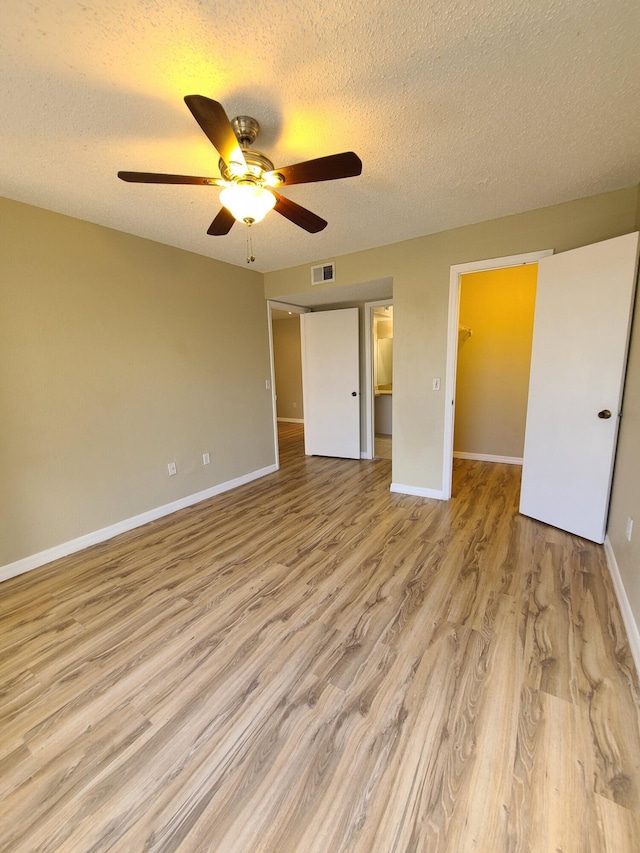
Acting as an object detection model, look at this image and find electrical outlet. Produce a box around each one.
[627,516,634,541]
[203,452,210,465]
[167,462,177,476]
[293,402,297,409]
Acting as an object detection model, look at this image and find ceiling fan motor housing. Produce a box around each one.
[231,115,260,146]
[219,148,276,183]
[218,116,280,184]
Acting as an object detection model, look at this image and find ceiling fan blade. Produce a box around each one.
[271,192,327,233]
[118,171,224,186]
[207,207,236,236]
[266,152,362,186]
[184,95,247,173]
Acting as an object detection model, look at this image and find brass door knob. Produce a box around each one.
[598,409,612,419]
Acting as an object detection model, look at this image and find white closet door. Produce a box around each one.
[520,232,639,543]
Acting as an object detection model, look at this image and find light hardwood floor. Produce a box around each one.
[374,434,392,460]
[2,422,640,851]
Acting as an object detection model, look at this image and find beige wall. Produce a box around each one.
[272,316,304,420]
[454,265,537,459]
[1,197,275,567]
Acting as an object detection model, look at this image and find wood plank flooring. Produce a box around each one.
[374,434,392,460]
[1,421,640,851]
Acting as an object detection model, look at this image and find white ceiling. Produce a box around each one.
[2,1,639,274]
[271,277,394,309]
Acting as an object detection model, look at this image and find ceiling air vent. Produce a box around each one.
[311,262,336,285]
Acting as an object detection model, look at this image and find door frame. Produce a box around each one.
[266,300,311,467]
[364,299,394,460]
[443,249,553,499]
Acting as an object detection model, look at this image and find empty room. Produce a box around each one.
[2,1,640,850]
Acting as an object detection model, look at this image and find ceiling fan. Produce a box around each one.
[118,95,362,237]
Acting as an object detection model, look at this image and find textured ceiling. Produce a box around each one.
[2,1,639,273]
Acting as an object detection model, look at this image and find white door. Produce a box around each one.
[301,308,360,458]
[520,232,640,543]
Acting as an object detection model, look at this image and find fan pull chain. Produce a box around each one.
[246,226,256,264]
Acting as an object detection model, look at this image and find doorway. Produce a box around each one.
[364,301,393,460]
[443,250,553,499]
[454,265,537,467]
[267,278,393,467]
[267,300,309,467]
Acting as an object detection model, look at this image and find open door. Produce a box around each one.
[301,308,360,459]
[520,232,640,543]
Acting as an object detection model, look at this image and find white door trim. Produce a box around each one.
[443,249,554,499]
[364,299,394,460]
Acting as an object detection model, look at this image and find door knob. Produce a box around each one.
[598,409,612,419]
[351,391,357,397]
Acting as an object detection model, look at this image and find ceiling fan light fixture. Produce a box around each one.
[264,171,285,188]
[219,181,276,225]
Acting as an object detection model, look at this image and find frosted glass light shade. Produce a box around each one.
[219,183,276,224]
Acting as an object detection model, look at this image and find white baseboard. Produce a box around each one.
[277,417,304,424]
[0,463,278,585]
[454,451,523,465]
[604,535,640,681]
[390,482,446,500]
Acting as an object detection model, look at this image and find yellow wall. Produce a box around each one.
[0,197,275,567]
[454,265,537,459]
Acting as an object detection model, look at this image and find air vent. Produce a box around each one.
[311,262,336,285]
